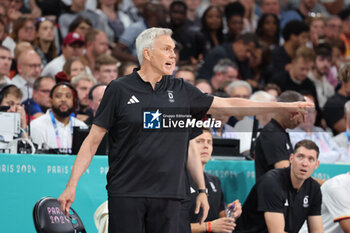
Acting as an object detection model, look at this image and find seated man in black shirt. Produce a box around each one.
[187,129,242,233]
[254,90,305,180]
[235,139,323,233]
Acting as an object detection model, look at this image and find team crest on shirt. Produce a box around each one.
[167,90,175,103]
[303,195,309,208]
[209,182,217,192]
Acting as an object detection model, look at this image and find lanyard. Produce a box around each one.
[49,110,73,149]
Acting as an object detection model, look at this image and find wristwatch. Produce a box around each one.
[198,188,208,195]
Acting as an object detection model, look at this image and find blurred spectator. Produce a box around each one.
[119,61,138,76]
[200,6,224,56]
[62,57,85,80]
[238,0,259,33]
[0,16,8,44]
[119,0,146,23]
[198,33,258,81]
[224,2,245,43]
[289,96,347,163]
[2,0,41,23]
[71,72,96,121]
[0,45,12,85]
[0,84,27,136]
[210,59,239,92]
[3,17,36,55]
[226,80,252,99]
[195,79,213,95]
[305,14,326,48]
[271,20,309,73]
[67,15,92,40]
[30,82,87,152]
[324,15,343,42]
[175,65,196,85]
[42,32,85,78]
[94,54,119,85]
[80,29,109,73]
[256,13,280,50]
[11,49,41,101]
[34,17,57,66]
[183,0,202,29]
[263,83,281,98]
[9,41,33,78]
[333,100,350,154]
[84,83,106,126]
[323,63,350,135]
[339,8,350,61]
[58,0,99,39]
[326,38,346,88]
[95,0,131,43]
[254,90,305,180]
[112,2,166,63]
[23,76,55,119]
[308,43,334,108]
[247,46,271,90]
[168,1,205,65]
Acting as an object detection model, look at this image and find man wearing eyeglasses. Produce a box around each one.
[22,76,55,119]
[10,49,42,101]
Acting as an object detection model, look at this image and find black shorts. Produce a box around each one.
[108,196,182,233]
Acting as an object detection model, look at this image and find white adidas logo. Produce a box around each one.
[127,95,140,104]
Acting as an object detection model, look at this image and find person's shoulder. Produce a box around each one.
[31,112,50,126]
[72,117,88,128]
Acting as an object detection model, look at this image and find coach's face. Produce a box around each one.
[145,35,176,75]
[290,146,319,182]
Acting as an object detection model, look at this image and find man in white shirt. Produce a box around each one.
[30,82,87,153]
[11,49,42,101]
[41,32,85,78]
[0,45,12,85]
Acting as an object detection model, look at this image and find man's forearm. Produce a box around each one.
[187,140,205,189]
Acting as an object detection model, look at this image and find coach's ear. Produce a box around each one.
[143,48,152,62]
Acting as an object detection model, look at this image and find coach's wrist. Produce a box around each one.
[198,188,208,195]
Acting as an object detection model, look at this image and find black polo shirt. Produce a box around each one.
[235,167,322,233]
[254,119,293,180]
[188,173,225,223]
[93,70,214,199]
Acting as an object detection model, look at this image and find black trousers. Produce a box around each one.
[108,196,182,233]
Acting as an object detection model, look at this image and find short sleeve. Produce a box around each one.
[308,183,322,216]
[93,82,119,130]
[257,175,285,213]
[259,132,291,166]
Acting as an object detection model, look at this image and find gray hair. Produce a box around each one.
[71,72,97,87]
[227,80,252,96]
[250,91,276,102]
[345,100,350,114]
[135,27,173,64]
[213,59,238,74]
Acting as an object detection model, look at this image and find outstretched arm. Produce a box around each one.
[58,124,106,216]
[208,96,313,118]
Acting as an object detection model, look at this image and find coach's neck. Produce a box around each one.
[138,65,163,90]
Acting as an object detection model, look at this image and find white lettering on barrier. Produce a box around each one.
[0,164,36,173]
[47,165,70,174]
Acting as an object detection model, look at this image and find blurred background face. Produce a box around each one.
[69,60,85,78]
[170,4,186,26]
[234,41,254,62]
[92,32,109,57]
[227,15,243,37]
[96,64,118,85]
[74,22,91,39]
[263,15,278,37]
[0,49,12,76]
[230,86,250,98]
[37,20,55,42]
[193,131,213,165]
[0,93,20,112]
[342,16,350,37]
[76,79,94,107]
[195,82,213,94]
[18,20,36,42]
[204,7,222,31]
[261,0,280,15]
[315,56,331,76]
[302,0,317,10]
[18,52,42,81]
[33,78,55,110]
[62,43,85,59]
[291,57,312,82]
[325,18,342,40]
[310,19,325,39]
[175,70,195,85]
[90,85,106,114]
